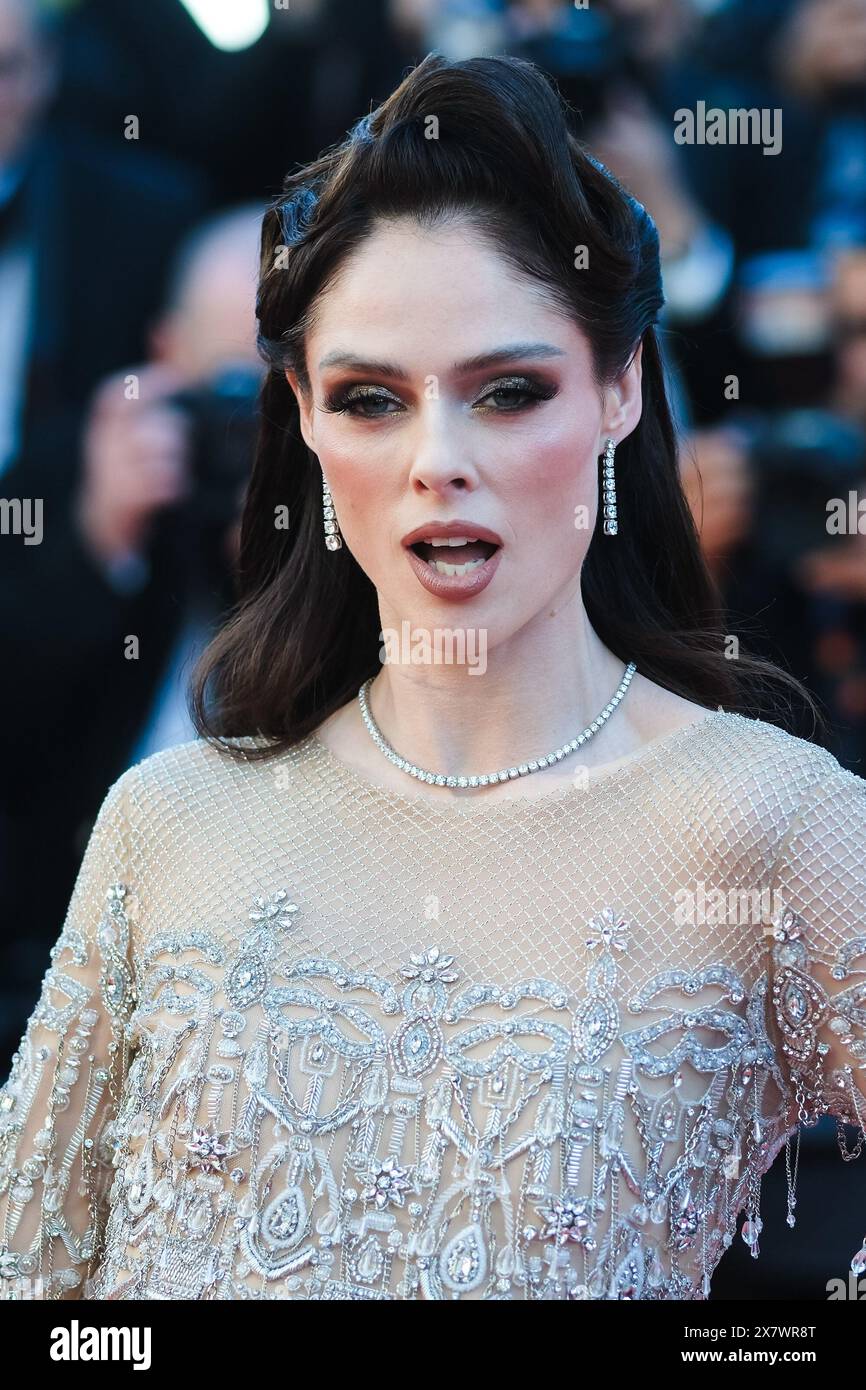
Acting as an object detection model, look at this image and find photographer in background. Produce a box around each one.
[76,203,264,760]
[0,202,263,1062]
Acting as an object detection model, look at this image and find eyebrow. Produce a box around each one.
[316,342,566,377]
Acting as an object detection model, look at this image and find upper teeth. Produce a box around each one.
[423,536,478,546]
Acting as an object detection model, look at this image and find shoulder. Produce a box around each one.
[629,674,854,808]
[644,711,861,861]
[665,708,864,851]
[694,708,860,794]
[102,733,291,828]
[710,711,863,795]
[632,673,852,794]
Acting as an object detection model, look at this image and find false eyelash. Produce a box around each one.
[321,385,398,414]
[476,378,558,406]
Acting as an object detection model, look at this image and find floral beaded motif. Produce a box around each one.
[769,902,866,1274]
[1,712,865,1302]
[22,891,817,1301]
[770,907,866,1120]
[0,867,861,1301]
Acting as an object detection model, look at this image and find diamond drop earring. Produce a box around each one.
[601,437,618,536]
[322,472,342,550]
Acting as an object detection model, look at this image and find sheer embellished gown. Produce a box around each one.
[1,710,865,1300]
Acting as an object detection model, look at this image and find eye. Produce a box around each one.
[322,385,403,419]
[473,376,558,412]
[320,373,557,420]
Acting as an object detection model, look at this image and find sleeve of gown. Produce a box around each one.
[768,759,866,1273]
[0,768,139,1299]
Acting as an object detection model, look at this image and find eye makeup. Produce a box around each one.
[320,373,559,419]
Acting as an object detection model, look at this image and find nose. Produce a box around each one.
[406,401,481,496]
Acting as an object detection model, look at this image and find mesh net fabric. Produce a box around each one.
[1,709,864,1300]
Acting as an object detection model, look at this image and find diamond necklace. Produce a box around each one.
[357,660,637,789]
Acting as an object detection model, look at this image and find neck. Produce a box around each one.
[364,585,636,778]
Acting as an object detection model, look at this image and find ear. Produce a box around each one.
[284,368,316,453]
[600,340,643,448]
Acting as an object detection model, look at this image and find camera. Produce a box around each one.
[167,362,263,531]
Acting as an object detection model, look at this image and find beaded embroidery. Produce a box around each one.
[0,714,864,1299]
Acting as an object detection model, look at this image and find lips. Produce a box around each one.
[401,520,504,600]
[401,520,505,550]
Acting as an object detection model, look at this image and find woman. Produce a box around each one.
[1,53,864,1302]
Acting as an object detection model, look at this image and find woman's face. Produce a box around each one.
[286,216,642,648]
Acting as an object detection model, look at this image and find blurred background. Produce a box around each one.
[0,0,864,1299]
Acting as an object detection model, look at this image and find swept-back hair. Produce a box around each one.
[190,51,817,758]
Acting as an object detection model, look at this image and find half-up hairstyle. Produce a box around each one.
[190,51,819,759]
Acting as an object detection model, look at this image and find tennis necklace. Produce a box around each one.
[357,660,637,789]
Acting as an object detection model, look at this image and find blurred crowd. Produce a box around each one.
[0,0,864,1296]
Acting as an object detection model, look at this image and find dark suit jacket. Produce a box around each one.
[0,126,211,1061]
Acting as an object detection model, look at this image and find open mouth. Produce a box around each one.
[409,537,499,577]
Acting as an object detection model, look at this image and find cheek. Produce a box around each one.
[313,427,397,574]
[313,426,384,511]
[503,415,601,539]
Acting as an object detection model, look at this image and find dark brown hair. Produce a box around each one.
[190,51,820,759]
